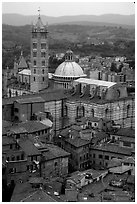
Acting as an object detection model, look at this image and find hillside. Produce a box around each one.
[2,23,135,69]
[2,13,135,27]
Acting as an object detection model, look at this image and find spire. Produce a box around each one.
[38,7,40,19]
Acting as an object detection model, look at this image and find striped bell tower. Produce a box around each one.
[30,9,48,92]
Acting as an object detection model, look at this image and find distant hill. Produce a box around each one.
[2,13,135,27]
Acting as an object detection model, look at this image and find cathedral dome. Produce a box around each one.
[53,49,86,78]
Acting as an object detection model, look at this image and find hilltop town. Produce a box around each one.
[2,12,135,202]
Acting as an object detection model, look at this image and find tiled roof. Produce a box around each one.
[91,143,132,156]
[66,137,90,147]
[2,90,67,105]
[92,132,109,144]
[21,189,56,202]
[17,121,49,133]
[109,165,132,174]
[113,128,135,138]
[42,144,70,161]
[15,97,45,104]
[9,126,27,134]
[19,140,41,156]
[119,136,134,143]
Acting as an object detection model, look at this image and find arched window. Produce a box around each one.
[77,106,85,118]
[11,156,15,161]
[64,105,68,117]
[34,60,36,66]
[105,108,109,118]
[9,89,11,97]
[127,104,130,118]
[91,109,94,117]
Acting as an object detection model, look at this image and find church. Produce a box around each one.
[3,12,135,134]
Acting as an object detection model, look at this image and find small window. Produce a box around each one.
[123,141,131,147]
[34,60,36,66]
[93,154,96,158]
[41,52,46,58]
[10,144,12,149]
[12,156,15,161]
[54,162,58,166]
[41,43,46,49]
[42,69,44,74]
[99,154,103,159]
[42,77,44,81]
[16,156,20,160]
[34,69,36,74]
[34,77,35,81]
[42,61,45,66]
[32,33,37,38]
[33,42,37,49]
[105,155,109,160]
[33,52,37,57]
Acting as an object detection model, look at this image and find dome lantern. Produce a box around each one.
[65,48,74,62]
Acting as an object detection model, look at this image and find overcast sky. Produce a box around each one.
[2,2,135,16]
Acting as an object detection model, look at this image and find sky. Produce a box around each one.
[2,1,135,16]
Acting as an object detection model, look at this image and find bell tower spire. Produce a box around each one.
[30,10,49,93]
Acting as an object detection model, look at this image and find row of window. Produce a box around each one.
[33,51,46,58]
[80,153,89,161]
[7,154,24,162]
[33,42,47,49]
[33,69,45,74]
[33,60,46,66]
[93,154,109,160]
[33,76,45,82]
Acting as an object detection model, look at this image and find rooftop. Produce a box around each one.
[15,96,45,104]
[109,165,132,174]
[17,121,49,133]
[66,137,90,148]
[18,69,31,76]
[19,139,41,156]
[112,128,135,138]
[91,143,133,156]
[42,144,70,161]
[74,78,116,88]
[11,182,56,202]
[3,89,67,105]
